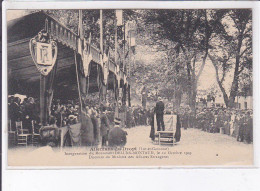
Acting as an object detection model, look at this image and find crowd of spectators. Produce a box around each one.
[8,95,40,133]
[8,94,253,146]
[178,107,253,144]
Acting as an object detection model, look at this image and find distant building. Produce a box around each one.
[213,93,225,108]
[235,92,253,110]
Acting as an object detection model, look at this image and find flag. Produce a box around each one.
[82,35,92,77]
[103,49,110,85]
[77,38,83,56]
[116,64,120,88]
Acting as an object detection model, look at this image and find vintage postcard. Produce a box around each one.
[3,3,256,167]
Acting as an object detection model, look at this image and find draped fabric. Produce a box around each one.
[150,114,181,143]
[79,65,87,95]
[40,61,57,125]
[80,113,94,146]
[39,125,60,146]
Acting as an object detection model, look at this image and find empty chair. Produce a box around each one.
[8,120,16,147]
[16,121,30,147]
[30,120,40,146]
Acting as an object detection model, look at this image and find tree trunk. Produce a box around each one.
[174,87,182,110]
[190,80,197,112]
[228,34,243,108]
[209,54,230,107]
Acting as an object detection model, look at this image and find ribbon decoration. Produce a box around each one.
[82,35,92,77]
[103,49,110,85]
[116,64,120,88]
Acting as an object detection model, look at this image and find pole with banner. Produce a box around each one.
[114,10,123,119]
[99,9,105,102]
[77,9,83,112]
[29,19,58,125]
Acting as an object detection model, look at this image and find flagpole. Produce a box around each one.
[77,10,83,112]
[79,10,83,40]
[99,9,104,103]
[100,9,103,55]
[115,10,119,118]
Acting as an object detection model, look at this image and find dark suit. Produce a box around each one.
[80,113,94,146]
[155,101,165,131]
[108,127,127,147]
[174,115,181,142]
[100,113,110,146]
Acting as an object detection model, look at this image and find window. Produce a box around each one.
[244,102,247,109]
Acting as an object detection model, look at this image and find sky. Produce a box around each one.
[6,10,29,21]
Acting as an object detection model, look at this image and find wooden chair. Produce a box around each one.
[30,120,40,146]
[16,121,30,147]
[8,120,16,146]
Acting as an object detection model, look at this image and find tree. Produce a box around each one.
[209,9,252,107]
[140,9,226,111]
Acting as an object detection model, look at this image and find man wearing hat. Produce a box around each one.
[155,97,165,131]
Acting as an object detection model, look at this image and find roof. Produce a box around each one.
[7,11,127,98]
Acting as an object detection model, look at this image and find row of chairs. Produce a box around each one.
[8,120,40,147]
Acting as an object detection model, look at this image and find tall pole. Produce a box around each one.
[115,10,119,118]
[77,10,83,112]
[129,31,131,77]
[40,75,47,125]
[123,22,126,73]
[100,10,103,55]
[40,19,49,126]
[115,12,118,69]
[79,10,83,40]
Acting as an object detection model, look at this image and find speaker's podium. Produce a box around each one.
[154,115,177,145]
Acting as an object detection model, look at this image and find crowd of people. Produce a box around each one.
[125,106,150,128]
[8,95,40,133]
[8,94,253,147]
[8,95,127,147]
[178,107,253,144]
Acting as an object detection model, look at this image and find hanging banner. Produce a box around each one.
[77,38,83,56]
[103,50,110,85]
[29,30,58,76]
[82,36,92,77]
[116,64,120,88]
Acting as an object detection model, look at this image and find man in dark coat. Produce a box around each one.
[155,97,165,131]
[108,127,127,147]
[80,107,94,146]
[244,111,253,144]
[174,113,181,142]
[237,113,245,142]
[149,108,155,141]
[9,97,22,131]
[91,109,100,145]
[100,106,111,146]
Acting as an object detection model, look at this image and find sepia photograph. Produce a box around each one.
[5,8,254,167]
